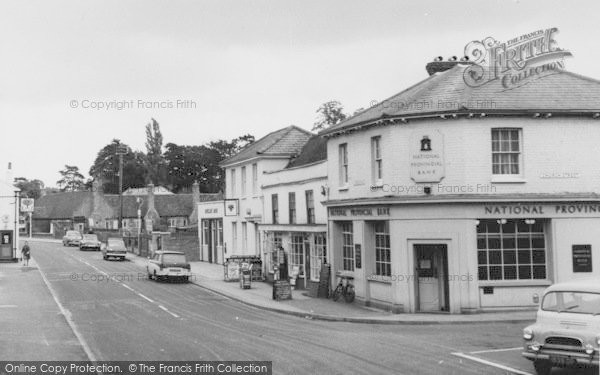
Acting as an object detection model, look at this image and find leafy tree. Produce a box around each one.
[208,134,255,160]
[144,118,167,185]
[312,100,348,131]
[89,139,147,194]
[56,165,85,192]
[164,143,221,193]
[14,177,45,199]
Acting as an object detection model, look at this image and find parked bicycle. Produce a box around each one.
[332,271,355,303]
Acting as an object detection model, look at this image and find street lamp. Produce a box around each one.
[136,197,143,253]
[115,143,128,233]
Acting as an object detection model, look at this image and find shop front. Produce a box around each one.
[326,199,600,314]
[197,201,224,264]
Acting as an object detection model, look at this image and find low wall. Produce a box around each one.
[162,230,200,261]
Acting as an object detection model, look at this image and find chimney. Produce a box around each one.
[6,162,13,185]
[425,56,473,76]
[188,181,200,226]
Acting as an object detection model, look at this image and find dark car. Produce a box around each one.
[62,230,82,247]
[101,238,127,261]
[146,251,191,282]
[79,234,101,251]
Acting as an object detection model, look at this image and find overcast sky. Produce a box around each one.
[1,0,599,187]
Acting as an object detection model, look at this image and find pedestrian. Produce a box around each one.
[21,241,31,266]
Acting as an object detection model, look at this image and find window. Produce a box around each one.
[310,233,327,281]
[339,143,348,186]
[305,190,315,224]
[241,166,247,196]
[341,222,354,271]
[271,194,279,224]
[371,136,382,183]
[288,192,296,224]
[374,221,391,276]
[231,222,237,252]
[252,163,258,195]
[290,234,305,276]
[202,220,209,246]
[230,169,237,196]
[492,129,521,175]
[269,232,283,272]
[477,219,546,281]
[242,222,247,250]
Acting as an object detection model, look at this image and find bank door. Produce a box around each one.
[414,244,449,312]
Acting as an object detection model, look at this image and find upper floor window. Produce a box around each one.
[271,194,279,224]
[241,166,247,197]
[230,169,236,196]
[305,190,315,224]
[288,192,296,224]
[492,129,521,175]
[252,163,258,195]
[339,143,348,186]
[371,136,382,184]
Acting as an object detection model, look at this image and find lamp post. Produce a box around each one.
[116,144,128,233]
[136,197,143,254]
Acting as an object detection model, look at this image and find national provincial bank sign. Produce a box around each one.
[410,130,445,183]
[483,203,600,217]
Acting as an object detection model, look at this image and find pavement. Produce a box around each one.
[25,237,537,325]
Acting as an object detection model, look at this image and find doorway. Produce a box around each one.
[414,244,449,312]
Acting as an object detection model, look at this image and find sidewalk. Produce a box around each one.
[26,238,536,324]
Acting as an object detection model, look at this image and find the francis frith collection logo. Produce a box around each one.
[463,27,572,89]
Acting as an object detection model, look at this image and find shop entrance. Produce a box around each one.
[0,230,13,260]
[202,219,223,263]
[414,244,449,312]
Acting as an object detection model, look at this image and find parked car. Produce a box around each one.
[522,279,600,375]
[79,234,101,251]
[101,238,127,261]
[146,251,191,282]
[62,230,82,247]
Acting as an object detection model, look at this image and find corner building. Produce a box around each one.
[320,61,600,313]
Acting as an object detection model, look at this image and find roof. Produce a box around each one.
[545,279,600,294]
[34,191,92,219]
[123,186,173,195]
[105,194,196,218]
[286,135,327,168]
[220,125,312,166]
[321,64,600,136]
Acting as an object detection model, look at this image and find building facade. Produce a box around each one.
[0,166,20,261]
[321,61,600,313]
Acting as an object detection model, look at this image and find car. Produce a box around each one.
[101,237,127,261]
[146,251,191,282]
[79,234,101,251]
[62,230,82,247]
[522,279,600,375]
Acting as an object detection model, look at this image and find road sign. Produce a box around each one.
[20,198,35,212]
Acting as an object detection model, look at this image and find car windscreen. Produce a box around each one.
[542,291,600,314]
[107,239,126,249]
[67,231,81,237]
[82,235,98,241]
[162,254,187,264]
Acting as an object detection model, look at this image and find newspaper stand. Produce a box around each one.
[239,263,252,289]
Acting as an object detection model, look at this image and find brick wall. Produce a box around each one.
[162,230,200,261]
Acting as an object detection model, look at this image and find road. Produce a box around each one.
[0,240,589,374]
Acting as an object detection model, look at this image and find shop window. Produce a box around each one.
[290,234,305,276]
[341,222,354,271]
[310,233,327,281]
[374,221,391,276]
[477,219,546,281]
[491,128,521,175]
[268,232,283,272]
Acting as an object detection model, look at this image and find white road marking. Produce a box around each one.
[35,257,99,365]
[136,293,154,303]
[158,305,180,318]
[470,347,523,354]
[0,305,18,308]
[452,352,533,375]
[122,283,134,291]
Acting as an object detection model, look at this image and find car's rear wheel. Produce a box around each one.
[533,360,551,375]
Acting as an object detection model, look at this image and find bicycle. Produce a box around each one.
[332,271,355,303]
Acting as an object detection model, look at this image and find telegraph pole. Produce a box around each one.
[116,144,128,233]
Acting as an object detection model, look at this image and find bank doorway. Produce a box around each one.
[414,244,449,312]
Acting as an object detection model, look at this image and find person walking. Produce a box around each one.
[21,241,31,266]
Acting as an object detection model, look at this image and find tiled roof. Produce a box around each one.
[321,64,600,135]
[34,191,93,219]
[286,135,327,168]
[103,194,195,218]
[220,126,312,166]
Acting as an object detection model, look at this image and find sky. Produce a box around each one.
[1,0,599,187]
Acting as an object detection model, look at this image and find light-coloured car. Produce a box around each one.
[146,251,191,282]
[62,230,82,246]
[79,234,101,251]
[101,238,127,261]
[522,279,600,374]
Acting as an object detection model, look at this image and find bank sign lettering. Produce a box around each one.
[463,27,572,89]
[410,130,445,183]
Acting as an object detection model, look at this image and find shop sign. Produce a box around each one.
[572,245,592,273]
[409,130,445,183]
[484,204,600,216]
[329,206,390,217]
[198,201,224,219]
[224,199,239,216]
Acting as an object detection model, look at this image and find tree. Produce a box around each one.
[144,118,167,185]
[89,139,147,194]
[312,100,348,131]
[14,177,45,199]
[208,134,255,161]
[164,143,221,193]
[56,165,85,192]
